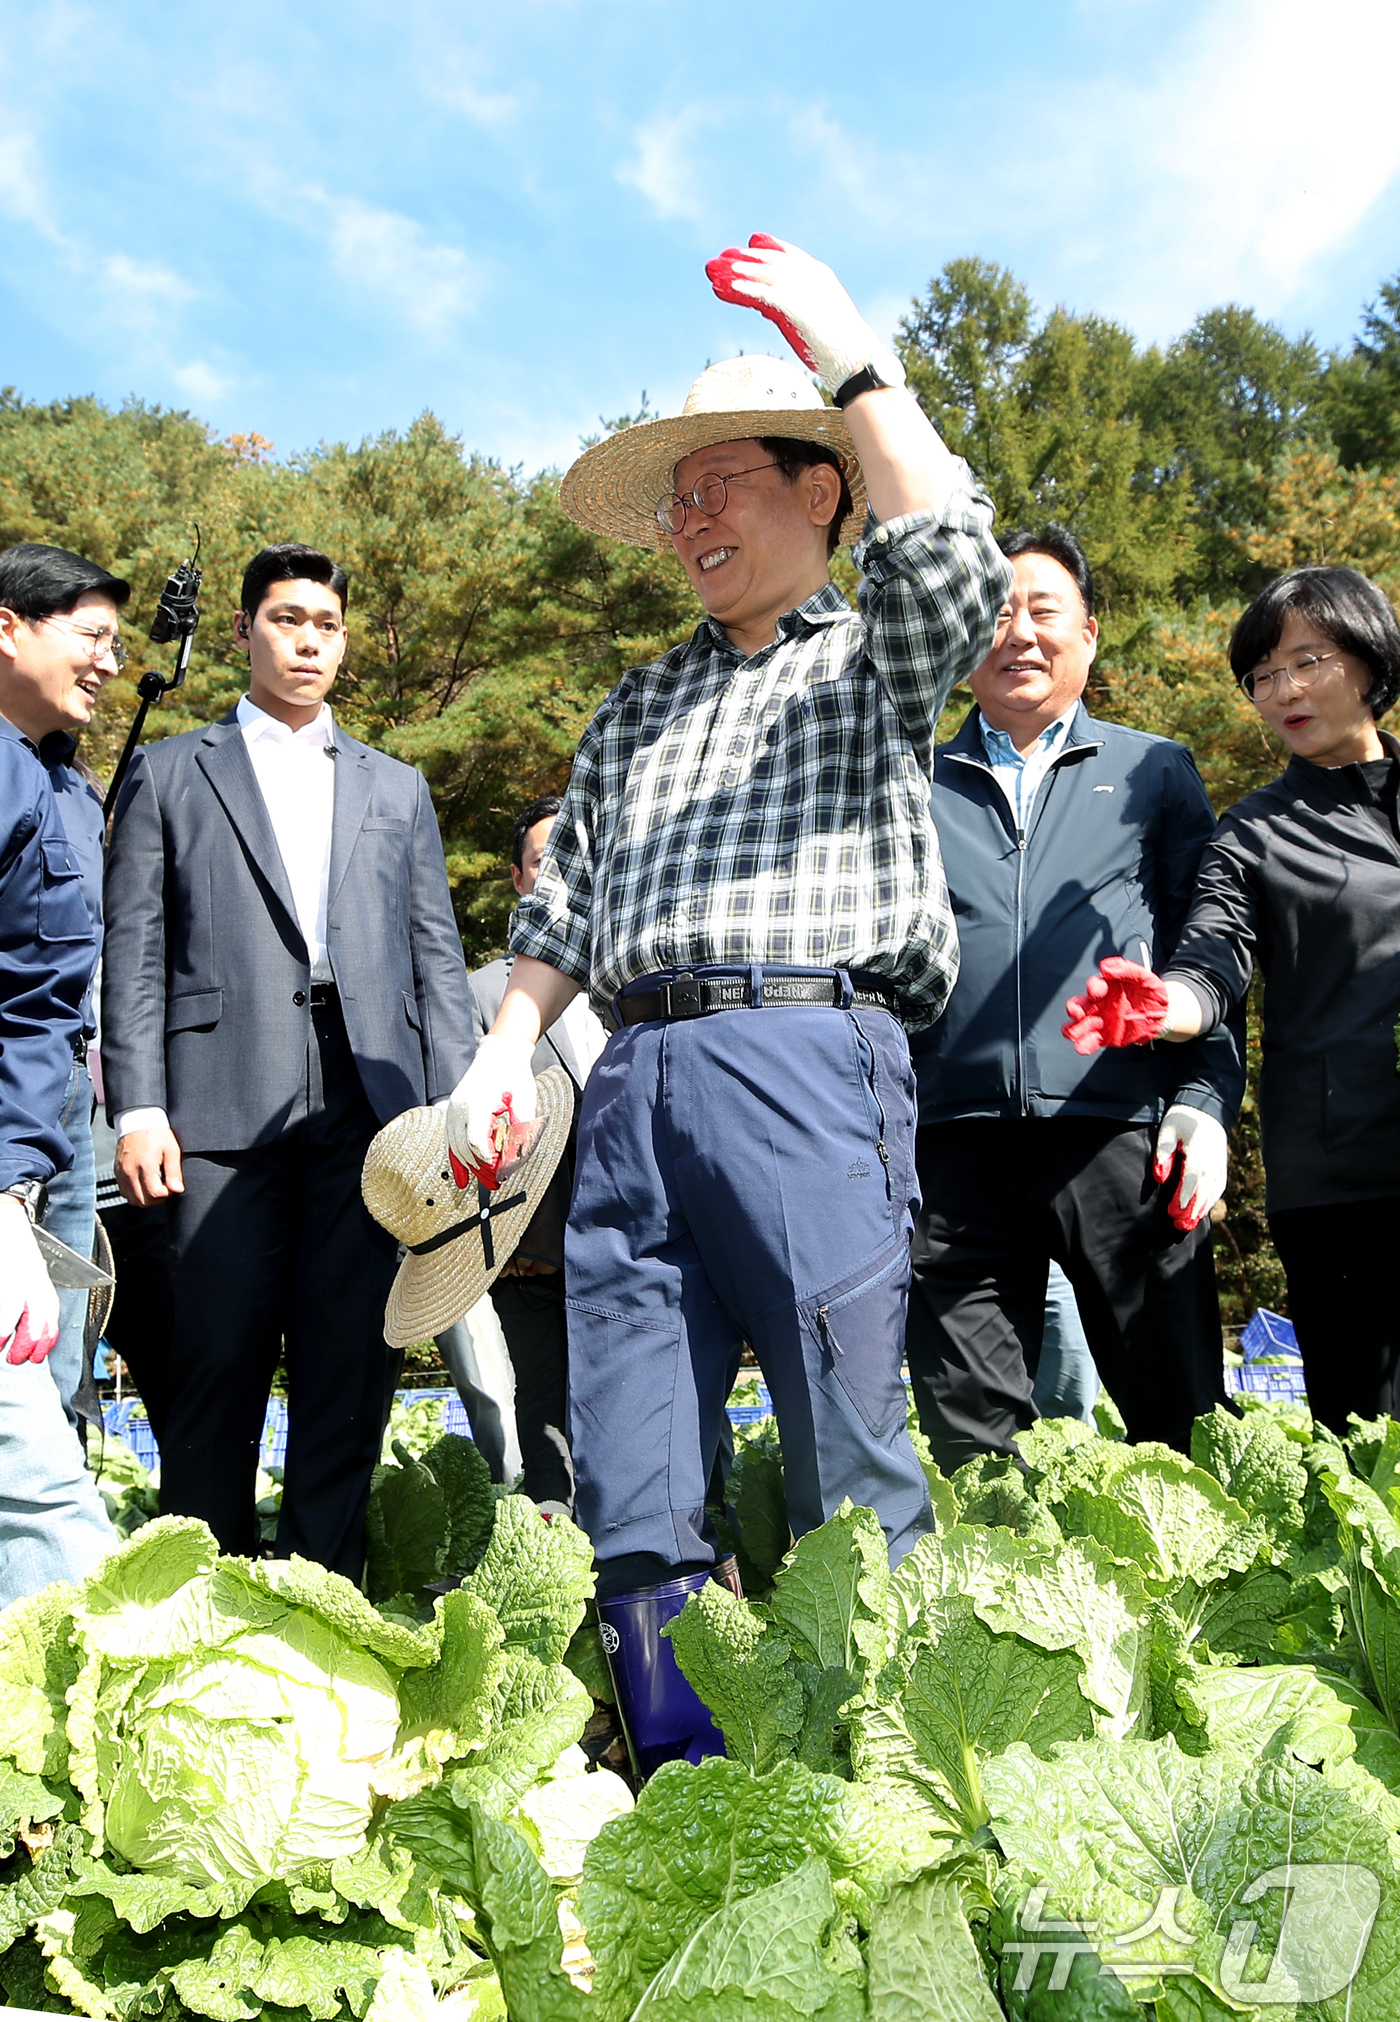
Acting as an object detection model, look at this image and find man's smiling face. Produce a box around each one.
[971,549,1098,750]
[667,438,839,653]
[0,589,123,740]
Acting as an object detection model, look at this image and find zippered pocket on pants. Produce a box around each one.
[799,1240,911,1439]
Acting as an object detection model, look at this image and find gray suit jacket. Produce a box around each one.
[103,713,474,1155]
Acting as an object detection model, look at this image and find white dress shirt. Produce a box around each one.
[234,694,337,981]
[556,991,608,1080]
[116,695,339,1139]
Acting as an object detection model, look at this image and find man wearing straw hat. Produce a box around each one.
[448,234,1010,1774]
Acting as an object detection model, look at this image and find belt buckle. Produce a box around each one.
[665,974,704,1019]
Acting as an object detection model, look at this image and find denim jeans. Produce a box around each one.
[44,1059,96,1435]
[1034,1260,1100,1424]
[0,1355,114,1607]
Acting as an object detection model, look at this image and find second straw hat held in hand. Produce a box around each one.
[361,1067,573,1349]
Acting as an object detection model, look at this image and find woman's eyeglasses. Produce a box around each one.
[1241,649,1340,702]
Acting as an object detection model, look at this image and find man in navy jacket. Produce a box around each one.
[907,525,1244,1465]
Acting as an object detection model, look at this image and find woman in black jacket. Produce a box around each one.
[1065,565,1400,1433]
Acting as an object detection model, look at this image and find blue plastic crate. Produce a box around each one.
[102,1397,160,1470]
[727,1380,774,1427]
[1226,1359,1308,1403]
[1239,1308,1301,1363]
[102,1379,774,1474]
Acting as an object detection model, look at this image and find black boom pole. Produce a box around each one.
[103,533,204,818]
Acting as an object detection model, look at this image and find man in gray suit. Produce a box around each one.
[103,543,474,1577]
[438,795,606,1510]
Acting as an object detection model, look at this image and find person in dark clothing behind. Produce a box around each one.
[907,525,1245,1470]
[437,794,608,1510]
[1067,565,1400,1436]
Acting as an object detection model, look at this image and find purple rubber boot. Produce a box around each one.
[597,1571,726,1780]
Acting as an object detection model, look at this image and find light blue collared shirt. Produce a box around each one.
[977,708,1078,831]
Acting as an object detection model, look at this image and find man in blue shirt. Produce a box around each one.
[906,525,1244,1466]
[0,710,114,1602]
[0,544,131,1432]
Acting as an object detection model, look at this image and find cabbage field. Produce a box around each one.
[6,1398,1400,2019]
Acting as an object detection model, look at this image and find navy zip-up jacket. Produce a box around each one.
[0,715,94,1187]
[910,702,1245,1130]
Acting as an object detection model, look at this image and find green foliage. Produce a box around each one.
[0,393,695,964]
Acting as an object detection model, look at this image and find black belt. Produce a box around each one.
[309,981,338,1008]
[617,970,906,1026]
[72,1034,89,1063]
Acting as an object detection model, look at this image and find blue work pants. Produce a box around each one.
[566,1000,933,1576]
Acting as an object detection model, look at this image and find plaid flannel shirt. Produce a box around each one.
[510,478,1011,1030]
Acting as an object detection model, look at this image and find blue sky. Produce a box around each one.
[3,0,1399,476]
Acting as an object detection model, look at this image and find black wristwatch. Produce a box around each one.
[2,1180,48,1223]
[833,363,894,409]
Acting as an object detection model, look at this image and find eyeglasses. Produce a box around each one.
[1241,649,1341,702]
[37,615,128,671]
[655,461,782,535]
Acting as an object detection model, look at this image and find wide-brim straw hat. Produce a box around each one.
[559,355,867,553]
[362,1069,573,1349]
[85,1215,116,1357]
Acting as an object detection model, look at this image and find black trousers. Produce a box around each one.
[906,1117,1227,1470]
[489,1273,574,1508]
[160,997,398,1578]
[1270,1197,1400,1436]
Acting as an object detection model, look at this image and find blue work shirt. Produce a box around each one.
[977,708,1077,830]
[38,731,104,1034]
[0,716,96,1187]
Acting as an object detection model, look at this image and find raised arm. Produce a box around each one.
[708,235,1009,763]
[706,234,959,521]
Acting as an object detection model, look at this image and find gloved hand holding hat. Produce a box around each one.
[363,1067,573,1349]
[445,1032,539,1192]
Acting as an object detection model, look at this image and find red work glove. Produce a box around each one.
[705,234,906,397]
[446,1095,532,1194]
[706,234,819,371]
[0,1200,59,1364]
[1154,1105,1229,1232]
[446,1034,539,1193]
[1063,957,1170,1055]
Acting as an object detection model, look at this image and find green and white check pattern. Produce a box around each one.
[510,488,1011,1031]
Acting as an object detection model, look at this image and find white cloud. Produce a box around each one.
[103,255,197,310]
[616,107,714,224]
[422,50,517,126]
[323,197,482,340]
[1009,0,1400,335]
[170,359,234,405]
[0,129,57,236]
